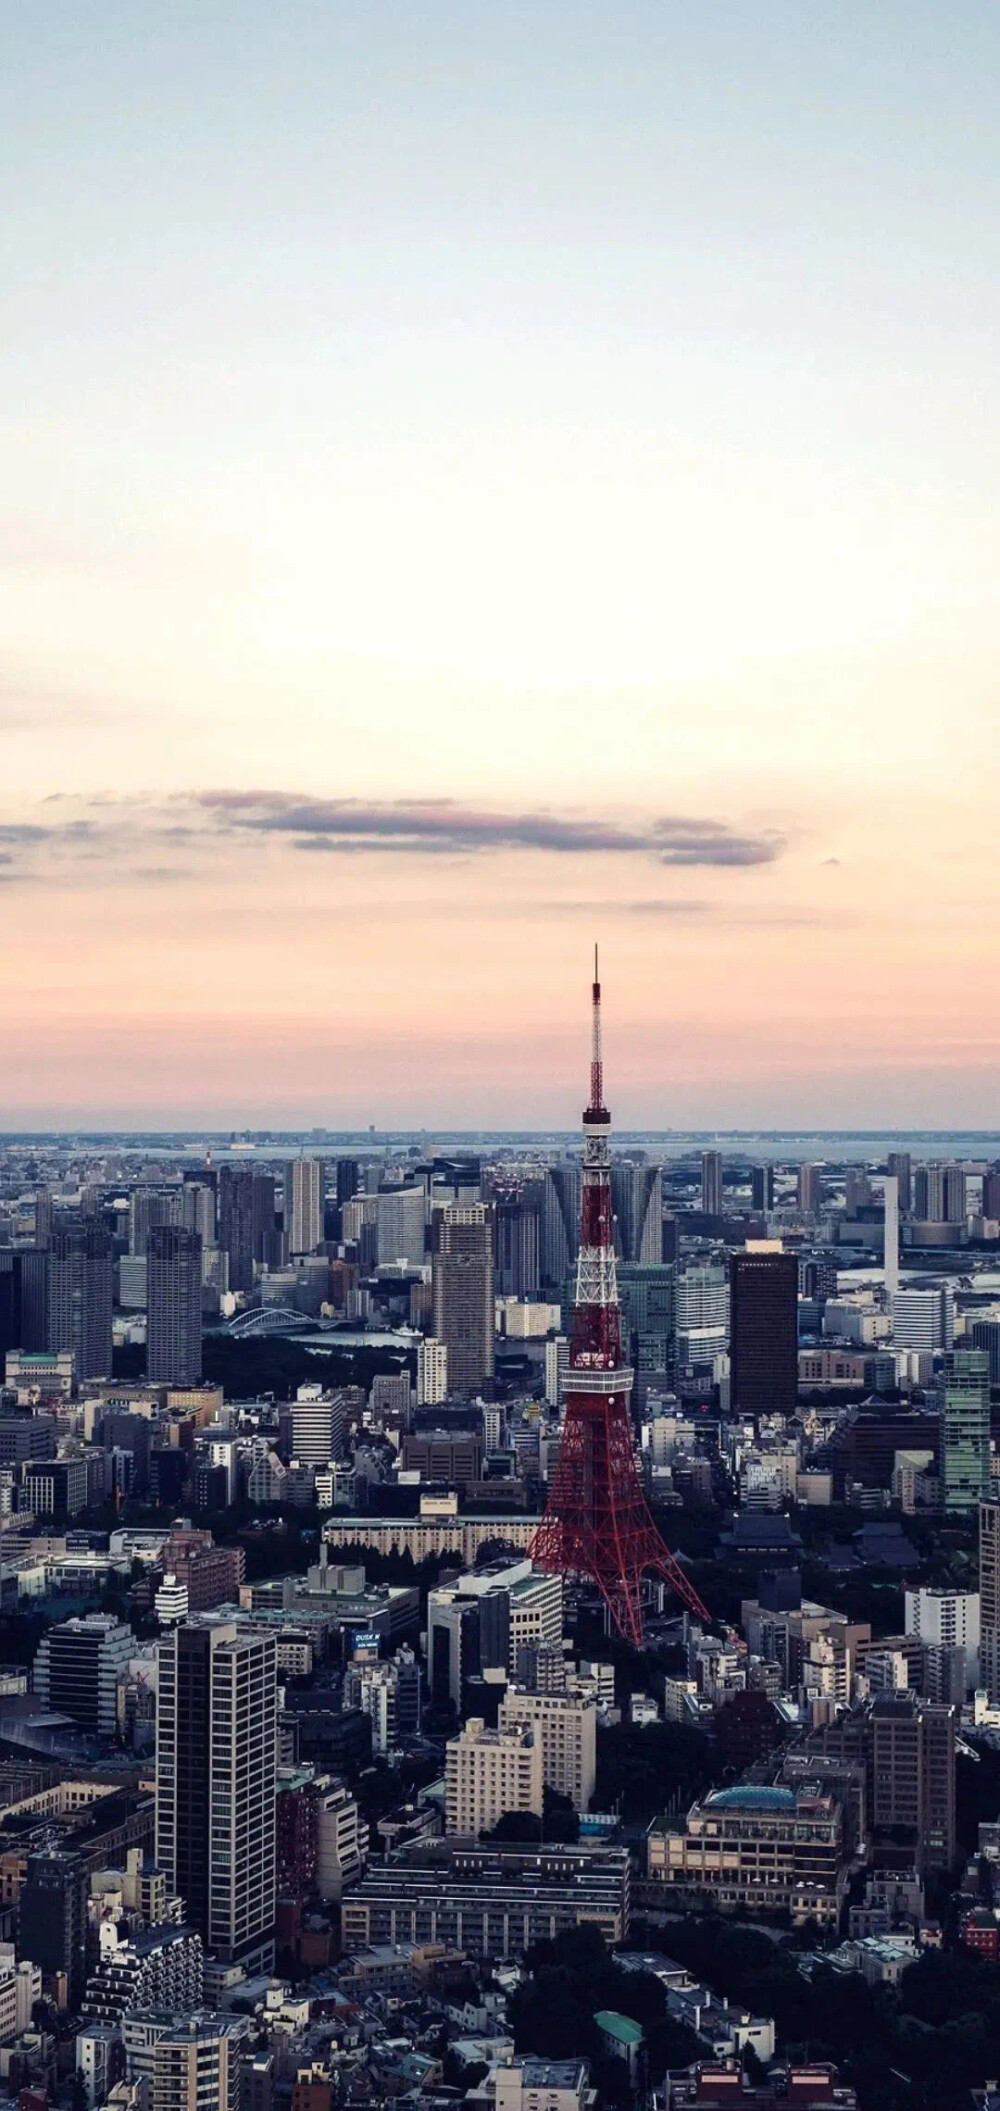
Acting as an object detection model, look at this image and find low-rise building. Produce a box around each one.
[648,1783,846,1926]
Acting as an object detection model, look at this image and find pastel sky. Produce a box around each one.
[2,3,998,1129]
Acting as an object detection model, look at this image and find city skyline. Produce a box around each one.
[3,4,998,1127]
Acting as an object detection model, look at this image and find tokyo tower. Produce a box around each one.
[530,953,710,1646]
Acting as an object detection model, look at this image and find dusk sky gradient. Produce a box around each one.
[2,3,998,1127]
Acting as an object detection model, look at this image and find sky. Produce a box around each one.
[2,2,998,1129]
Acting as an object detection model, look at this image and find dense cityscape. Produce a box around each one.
[0,972,997,2111]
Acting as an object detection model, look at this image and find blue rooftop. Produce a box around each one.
[704,1785,796,1811]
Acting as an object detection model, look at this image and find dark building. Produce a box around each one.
[984,1167,1000,1222]
[701,1150,723,1219]
[540,1165,580,1290]
[826,1407,940,1499]
[495,1201,541,1299]
[750,1165,776,1213]
[46,1224,113,1380]
[32,1613,132,1736]
[17,1850,88,2007]
[102,1412,151,1494]
[431,1209,494,1393]
[887,1151,913,1215]
[972,1320,1000,1386]
[150,1446,189,1506]
[729,1247,799,1424]
[0,1414,56,1466]
[147,1225,202,1387]
[251,1173,278,1262]
[217,1166,256,1295]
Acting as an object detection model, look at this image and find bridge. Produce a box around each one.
[227,1305,313,1338]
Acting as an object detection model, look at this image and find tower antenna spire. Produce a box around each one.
[531,956,710,1644]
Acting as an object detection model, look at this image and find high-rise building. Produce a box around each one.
[729,1245,798,1424]
[750,1164,775,1213]
[156,1617,278,1971]
[47,1223,114,1379]
[611,1162,663,1264]
[675,1264,728,1335]
[540,1165,581,1290]
[290,1388,347,1464]
[284,1159,324,1256]
[869,1692,956,1872]
[250,1171,278,1263]
[416,1337,449,1406]
[892,1286,955,1352]
[495,1199,541,1298]
[147,1226,203,1387]
[883,1175,900,1298]
[376,1184,426,1269]
[444,1717,543,1836]
[887,1151,912,1215]
[913,1164,967,1224]
[980,1501,1000,1701]
[971,1320,1000,1385]
[700,1151,723,1219]
[432,1205,494,1393]
[983,1167,1000,1222]
[17,1849,88,2007]
[940,1348,991,1512]
[797,1164,822,1214]
[904,1585,980,1696]
[336,1159,360,1208]
[217,1168,256,1295]
[499,1687,597,1812]
[129,1187,183,1257]
[127,2013,245,2111]
[33,1613,134,1736]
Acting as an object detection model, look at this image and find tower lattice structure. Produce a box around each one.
[531,955,710,1646]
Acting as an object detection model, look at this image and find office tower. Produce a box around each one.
[250,1171,278,1263]
[495,1198,541,1298]
[444,1718,543,1836]
[217,1167,255,1295]
[432,1206,494,1392]
[611,1161,663,1264]
[940,1348,991,1512]
[530,960,707,1644]
[499,1688,597,1811]
[540,1164,581,1289]
[888,1151,912,1215]
[913,1164,967,1224]
[729,1244,798,1424]
[33,1189,53,1249]
[290,1388,347,1464]
[972,1320,1000,1385]
[869,1693,956,1872]
[675,1264,728,1335]
[376,1183,426,1269]
[47,1222,114,1379]
[284,1158,324,1256]
[883,1175,900,1297]
[844,1169,872,1214]
[984,1166,1000,1221]
[129,1187,171,1257]
[797,1163,822,1214]
[750,1164,775,1213]
[892,1286,955,1351]
[544,1335,569,1408]
[32,1613,133,1736]
[17,1850,88,2008]
[180,1179,216,1247]
[156,1617,277,1971]
[980,1502,1000,1701]
[617,1265,675,1371]
[416,1337,449,1406]
[700,1150,723,1218]
[0,1254,20,1363]
[904,1585,980,1696]
[147,1226,203,1387]
[336,1158,360,1207]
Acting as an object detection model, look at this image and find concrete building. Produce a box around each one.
[700,1151,723,1219]
[147,1226,203,1388]
[341,1839,630,1957]
[940,1349,991,1511]
[432,1206,494,1393]
[980,1500,1000,1702]
[445,1718,543,1836]
[905,1585,980,1695]
[376,1184,426,1268]
[283,1159,324,1256]
[290,1387,347,1465]
[33,1614,134,1737]
[648,1782,845,1926]
[47,1223,114,1381]
[892,1287,955,1352]
[499,1687,596,1811]
[124,2011,246,2111]
[416,1337,448,1407]
[156,1617,277,1972]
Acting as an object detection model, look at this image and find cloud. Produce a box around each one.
[196,791,785,868]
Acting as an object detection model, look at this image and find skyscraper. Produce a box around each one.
[156,1616,277,1972]
[730,1243,799,1425]
[700,1150,723,1218]
[432,1205,494,1392]
[797,1164,822,1214]
[217,1167,256,1295]
[284,1158,324,1256]
[495,1197,541,1297]
[980,1501,1000,1701]
[887,1151,912,1215]
[376,1183,427,1269]
[750,1164,775,1213]
[611,1161,663,1264]
[147,1225,203,1387]
[913,1164,967,1224]
[540,1163,581,1288]
[940,1349,991,1513]
[47,1222,114,1380]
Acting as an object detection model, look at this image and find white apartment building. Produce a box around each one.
[284,1158,324,1256]
[376,1185,426,1268]
[892,1288,955,1353]
[499,1687,597,1812]
[445,1718,543,1836]
[417,1337,449,1407]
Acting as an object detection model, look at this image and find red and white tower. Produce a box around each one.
[531,953,709,1646]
